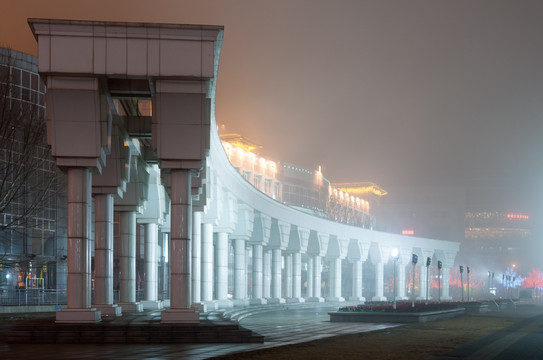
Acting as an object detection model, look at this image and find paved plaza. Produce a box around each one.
[0,304,396,359]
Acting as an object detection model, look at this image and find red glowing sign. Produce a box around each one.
[402,229,415,235]
[506,214,529,220]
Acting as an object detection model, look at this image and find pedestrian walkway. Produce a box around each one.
[0,303,396,359]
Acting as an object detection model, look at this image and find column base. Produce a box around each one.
[286,297,305,304]
[372,296,387,301]
[192,301,217,312]
[161,308,199,324]
[349,296,366,303]
[306,297,324,303]
[141,300,164,310]
[215,299,234,309]
[249,298,268,305]
[94,304,122,317]
[441,296,453,301]
[55,308,102,323]
[118,302,143,312]
[267,297,286,304]
[326,296,345,302]
[232,299,249,307]
[396,296,408,300]
[417,296,432,301]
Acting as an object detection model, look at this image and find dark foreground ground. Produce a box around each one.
[1,304,542,359]
[215,304,543,360]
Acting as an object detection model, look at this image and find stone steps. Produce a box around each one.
[6,321,264,344]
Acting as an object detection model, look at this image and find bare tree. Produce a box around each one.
[0,49,63,271]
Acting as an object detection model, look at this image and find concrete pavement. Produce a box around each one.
[0,303,395,359]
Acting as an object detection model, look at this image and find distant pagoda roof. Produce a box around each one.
[220,133,263,154]
[331,182,388,197]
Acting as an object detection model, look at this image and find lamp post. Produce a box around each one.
[425,257,431,304]
[437,260,442,303]
[467,266,470,301]
[488,271,491,298]
[460,265,464,302]
[392,248,399,310]
[411,254,418,308]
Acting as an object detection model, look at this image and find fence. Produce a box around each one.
[0,289,169,306]
[0,288,67,306]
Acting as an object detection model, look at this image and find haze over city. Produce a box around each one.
[2,0,542,267]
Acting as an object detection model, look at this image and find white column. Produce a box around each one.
[140,222,163,311]
[93,195,113,304]
[372,262,386,301]
[268,248,285,303]
[307,256,314,298]
[119,211,142,312]
[161,169,198,323]
[56,168,100,323]
[201,222,214,302]
[233,238,248,306]
[327,258,344,302]
[398,264,407,299]
[215,232,230,303]
[285,254,292,299]
[263,249,271,298]
[349,260,364,302]
[191,211,202,304]
[144,223,158,301]
[442,267,451,299]
[289,252,304,303]
[418,265,428,300]
[308,255,323,302]
[250,244,266,304]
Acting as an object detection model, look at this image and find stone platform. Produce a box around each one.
[6,309,263,344]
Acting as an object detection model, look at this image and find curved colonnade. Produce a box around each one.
[29,19,458,324]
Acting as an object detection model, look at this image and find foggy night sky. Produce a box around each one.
[2,0,543,221]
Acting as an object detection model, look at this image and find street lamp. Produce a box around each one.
[425,257,431,304]
[412,254,418,308]
[467,266,470,301]
[437,260,442,303]
[488,271,491,298]
[460,265,464,302]
[392,248,399,310]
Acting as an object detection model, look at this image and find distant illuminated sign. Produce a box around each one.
[402,229,415,235]
[506,214,529,220]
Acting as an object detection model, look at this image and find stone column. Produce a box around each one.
[93,194,121,316]
[201,222,214,302]
[214,231,232,308]
[263,250,271,298]
[397,264,407,300]
[442,267,451,299]
[161,169,198,323]
[349,259,364,302]
[284,254,293,299]
[306,256,314,298]
[289,252,304,303]
[56,168,101,323]
[118,211,143,312]
[233,238,248,306]
[308,255,324,302]
[268,248,285,303]
[141,222,163,310]
[327,257,344,302]
[372,262,386,301]
[191,211,202,304]
[418,265,428,300]
[250,244,266,305]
